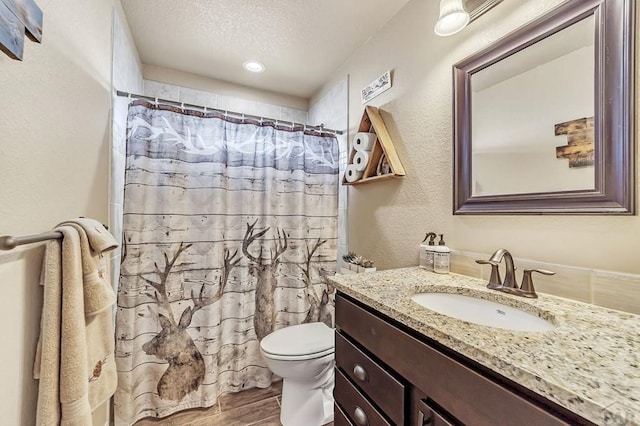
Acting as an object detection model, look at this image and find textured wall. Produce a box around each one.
[316,0,640,281]
[0,0,115,424]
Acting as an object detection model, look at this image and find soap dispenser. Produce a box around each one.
[433,234,450,274]
[419,232,437,271]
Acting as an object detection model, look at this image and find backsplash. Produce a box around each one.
[450,250,640,315]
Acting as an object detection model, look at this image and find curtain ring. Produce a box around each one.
[180,102,185,111]
[203,106,208,113]
[154,97,158,106]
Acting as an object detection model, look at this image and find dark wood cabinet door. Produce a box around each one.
[336,293,591,426]
[334,368,393,426]
[336,332,405,425]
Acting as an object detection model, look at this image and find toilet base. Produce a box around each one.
[279,359,334,426]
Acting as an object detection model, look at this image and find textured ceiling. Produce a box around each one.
[121,0,411,99]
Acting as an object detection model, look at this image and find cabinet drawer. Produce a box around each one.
[336,332,405,425]
[334,402,354,426]
[336,293,581,426]
[412,388,459,426]
[415,399,457,426]
[335,368,392,426]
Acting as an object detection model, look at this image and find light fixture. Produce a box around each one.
[434,0,470,37]
[243,60,265,73]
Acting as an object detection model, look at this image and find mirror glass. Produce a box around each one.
[453,0,634,215]
[471,16,595,197]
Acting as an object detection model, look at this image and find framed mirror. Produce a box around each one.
[453,0,635,214]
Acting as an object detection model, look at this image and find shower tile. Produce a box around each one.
[337,245,348,266]
[112,9,143,93]
[592,270,640,314]
[110,149,126,205]
[109,254,121,293]
[144,80,180,101]
[281,107,308,124]
[338,209,348,242]
[308,77,348,133]
[179,87,217,109]
[112,122,126,156]
[337,134,348,154]
[109,202,123,249]
[217,95,281,119]
[338,180,348,206]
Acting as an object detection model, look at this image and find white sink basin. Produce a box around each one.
[411,293,556,332]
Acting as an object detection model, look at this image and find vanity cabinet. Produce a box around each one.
[334,292,593,426]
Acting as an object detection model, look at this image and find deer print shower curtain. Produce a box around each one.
[114,100,339,425]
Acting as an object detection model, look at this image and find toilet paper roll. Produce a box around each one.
[345,164,364,183]
[353,150,370,172]
[354,132,376,151]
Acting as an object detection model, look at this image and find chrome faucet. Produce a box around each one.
[476,249,555,298]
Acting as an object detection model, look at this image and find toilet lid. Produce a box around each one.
[260,322,334,357]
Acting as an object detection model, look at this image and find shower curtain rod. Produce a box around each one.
[116,90,344,135]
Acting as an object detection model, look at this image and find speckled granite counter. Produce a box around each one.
[327,267,640,425]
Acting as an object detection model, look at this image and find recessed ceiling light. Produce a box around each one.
[243,60,265,73]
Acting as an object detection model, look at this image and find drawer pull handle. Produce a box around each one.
[418,409,434,426]
[353,406,369,426]
[353,364,368,382]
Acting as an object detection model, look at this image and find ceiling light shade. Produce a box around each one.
[434,0,470,37]
[243,60,265,73]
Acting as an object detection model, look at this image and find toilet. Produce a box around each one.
[260,322,335,426]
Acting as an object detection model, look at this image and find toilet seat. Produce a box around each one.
[260,322,334,361]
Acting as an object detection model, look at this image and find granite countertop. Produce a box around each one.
[327,267,640,426]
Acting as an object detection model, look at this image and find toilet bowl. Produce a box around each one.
[260,322,335,426]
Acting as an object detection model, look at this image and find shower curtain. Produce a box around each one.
[114,100,339,425]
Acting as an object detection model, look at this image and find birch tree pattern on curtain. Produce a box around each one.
[114,101,339,425]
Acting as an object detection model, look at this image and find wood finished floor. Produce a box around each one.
[135,381,335,426]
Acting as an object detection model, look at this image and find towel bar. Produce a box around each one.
[0,232,63,250]
[0,223,109,250]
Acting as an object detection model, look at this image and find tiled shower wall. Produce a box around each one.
[143,80,309,124]
[308,78,349,265]
[110,4,143,290]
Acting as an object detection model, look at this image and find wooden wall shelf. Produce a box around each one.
[343,106,405,185]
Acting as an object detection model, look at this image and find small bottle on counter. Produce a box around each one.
[433,234,450,274]
[419,232,437,271]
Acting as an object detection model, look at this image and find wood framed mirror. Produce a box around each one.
[453,0,635,214]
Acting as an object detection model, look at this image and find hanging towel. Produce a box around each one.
[33,219,118,425]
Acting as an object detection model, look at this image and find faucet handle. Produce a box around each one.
[475,259,502,289]
[519,268,555,298]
